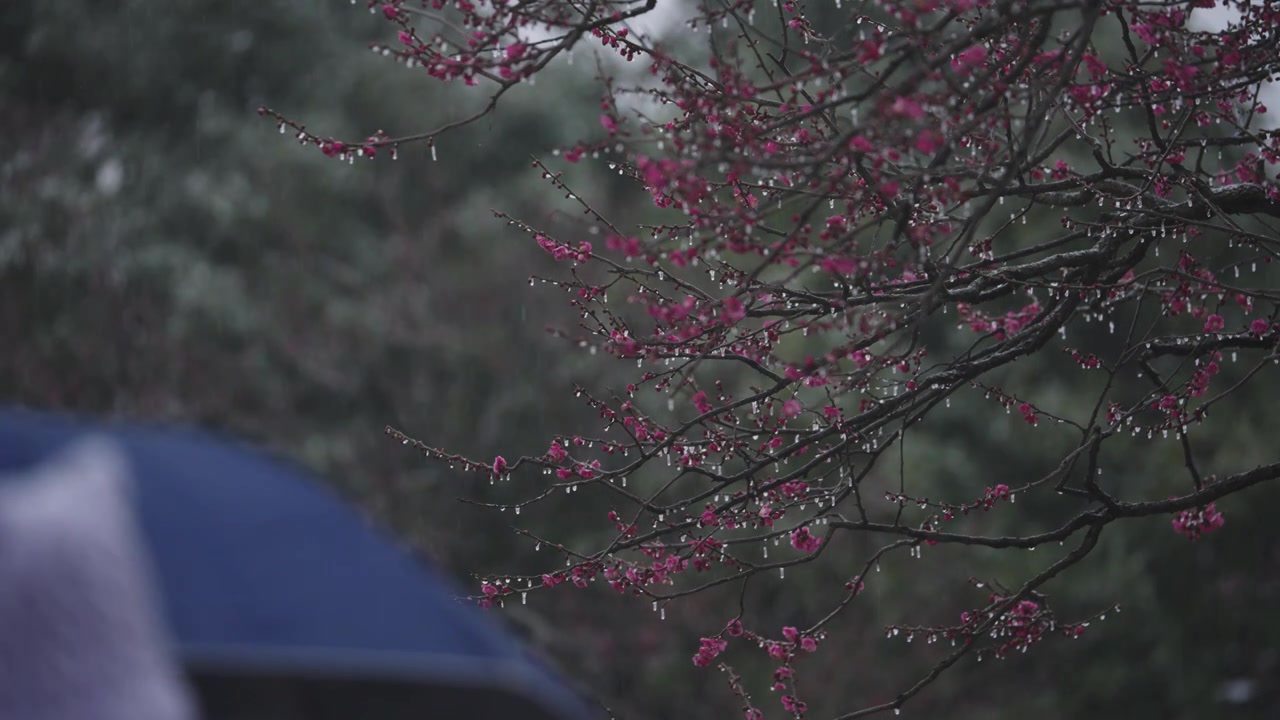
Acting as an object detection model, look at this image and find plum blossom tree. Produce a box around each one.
[266,0,1280,716]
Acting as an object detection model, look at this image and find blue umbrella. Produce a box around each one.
[0,407,596,720]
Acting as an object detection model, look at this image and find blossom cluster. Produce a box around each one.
[283,0,1280,715]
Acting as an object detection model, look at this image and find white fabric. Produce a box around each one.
[0,438,197,720]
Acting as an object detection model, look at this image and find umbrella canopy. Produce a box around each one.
[0,407,596,720]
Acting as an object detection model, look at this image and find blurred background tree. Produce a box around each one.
[2,1,1277,719]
